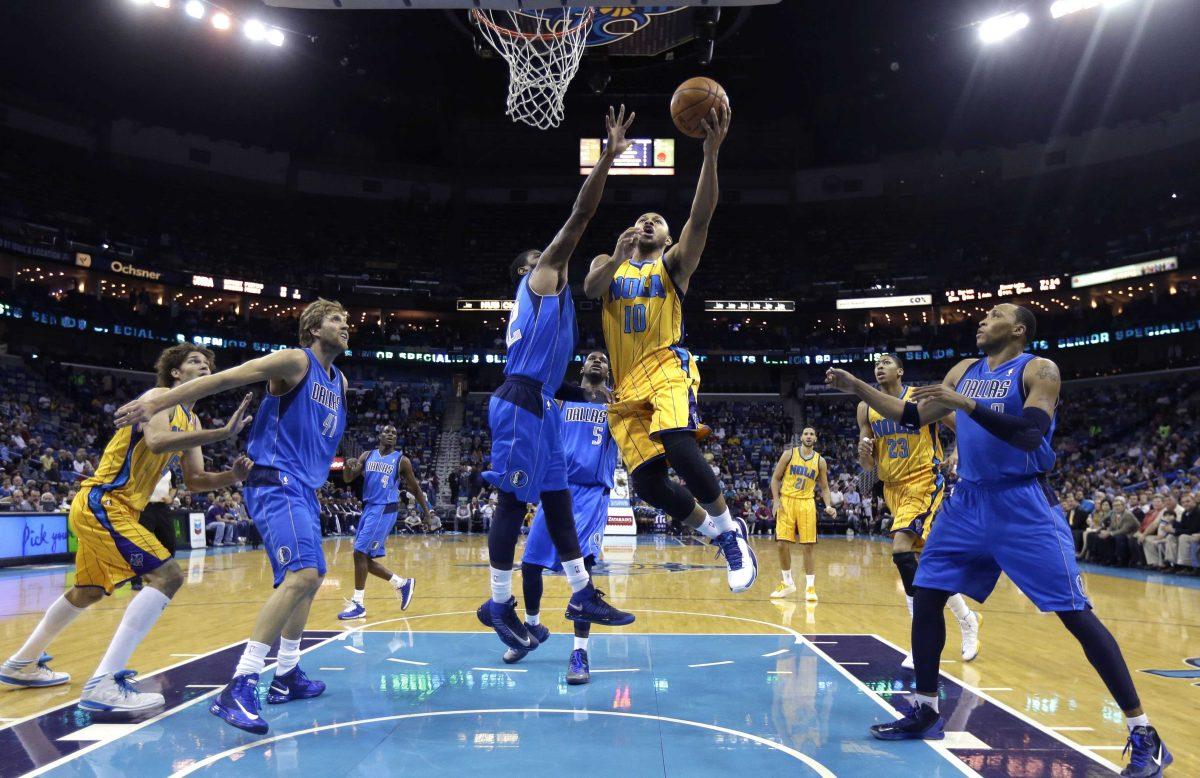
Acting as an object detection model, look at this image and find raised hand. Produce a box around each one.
[613,225,641,261]
[222,393,255,439]
[824,368,857,393]
[700,102,731,157]
[605,104,636,158]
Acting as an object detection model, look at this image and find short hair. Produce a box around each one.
[1012,305,1037,344]
[298,298,347,347]
[877,352,904,368]
[802,426,817,436]
[155,344,215,388]
[510,250,539,285]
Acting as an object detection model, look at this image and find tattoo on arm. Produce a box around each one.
[1035,361,1060,384]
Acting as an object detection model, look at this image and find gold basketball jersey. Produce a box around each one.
[868,386,943,484]
[83,404,197,511]
[600,255,685,390]
[780,448,823,500]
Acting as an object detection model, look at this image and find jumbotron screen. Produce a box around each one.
[580,138,675,176]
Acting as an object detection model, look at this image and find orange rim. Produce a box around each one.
[471,7,595,43]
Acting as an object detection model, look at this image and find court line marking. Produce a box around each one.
[1049,726,1095,732]
[1084,746,1125,751]
[590,668,639,674]
[343,646,366,654]
[761,649,790,657]
[385,658,429,666]
[318,667,346,671]
[810,641,838,645]
[868,633,1121,773]
[839,662,870,666]
[472,667,526,673]
[688,660,734,668]
[167,708,836,778]
[974,687,1013,692]
[169,653,202,658]
[184,684,223,689]
[766,671,792,675]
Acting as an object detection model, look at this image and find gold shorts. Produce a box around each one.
[883,476,945,549]
[776,497,817,544]
[609,347,707,473]
[70,487,171,594]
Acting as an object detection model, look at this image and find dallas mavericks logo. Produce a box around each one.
[510,470,529,488]
[1141,658,1200,687]
[522,7,686,47]
[277,546,293,565]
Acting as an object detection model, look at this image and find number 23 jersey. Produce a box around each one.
[868,386,943,485]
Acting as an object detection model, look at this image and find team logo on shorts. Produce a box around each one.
[510,470,529,488]
[277,546,293,565]
[370,541,381,551]
[129,553,144,569]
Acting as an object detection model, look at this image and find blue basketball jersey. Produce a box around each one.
[361,448,402,505]
[954,352,1056,485]
[503,274,577,393]
[247,348,346,490]
[560,399,617,489]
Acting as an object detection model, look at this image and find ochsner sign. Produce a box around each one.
[110,261,163,281]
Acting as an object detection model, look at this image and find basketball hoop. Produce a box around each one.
[471,7,594,130]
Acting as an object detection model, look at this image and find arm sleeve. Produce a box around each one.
[967,404,1051,452]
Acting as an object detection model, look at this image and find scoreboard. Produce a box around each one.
[580,138,675,176]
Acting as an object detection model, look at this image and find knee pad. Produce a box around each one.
[631,459,697,520]
[892,551,919,597]
[659,431,721,505]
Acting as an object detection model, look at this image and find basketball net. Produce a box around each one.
[471,8,594,130]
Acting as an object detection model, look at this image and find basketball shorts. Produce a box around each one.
[609,346,707,473]
[775,497,817,544]
[70,487,171,595]
[915,478,1091,612]
[883,474,945,548]
[523,482,611,572]
[354,501,400,558]
[483,376,568,503]
[244,466,325,588]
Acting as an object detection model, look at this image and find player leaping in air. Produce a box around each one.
[479,107,636,655]
[827,303,1170,778]
[583,103,757,593]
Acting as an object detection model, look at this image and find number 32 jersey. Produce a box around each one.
[868,386,943,485]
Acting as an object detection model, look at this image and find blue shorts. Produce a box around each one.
[483,376,568,503]
[244,467,326,588]
[354,502,399,558]
[915,478,1091,612]
[523,482,610,572]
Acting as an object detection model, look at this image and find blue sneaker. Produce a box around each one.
[713,526,758,593]
[209,673,268,735]
[1121,725,1172,777]
[503,623,550,664]
[869,702,944,741]
[338,600,366,620]
[395,578,415,610]
[267,666,326,705]
[566,649,590,685]
[479,597,539,652]
[565,583,635,626]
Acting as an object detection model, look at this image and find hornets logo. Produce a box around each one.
[521,7,687,48]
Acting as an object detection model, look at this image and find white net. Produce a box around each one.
[471,7,594,130]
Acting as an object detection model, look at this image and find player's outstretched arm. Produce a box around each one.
[769,448,790,512]
[529,105,635,296]
[664,104,730,295]
[827,359,974,427]
[180,440,253,492]
[583,226,640,299]
[855,402,875,471]
[115,349,309,428]
[399,456,433,516]
[142,391,255,454]
[817,457,836,517]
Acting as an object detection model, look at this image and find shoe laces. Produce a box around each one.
[112,670,139,696]
[1122,727,1152,768]
[341,599,361,613]
[37,652,54,669]
[712,531,744,570]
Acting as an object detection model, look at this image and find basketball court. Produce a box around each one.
[2,534,1196,775]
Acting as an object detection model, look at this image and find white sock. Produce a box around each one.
[574,636,589,651]
[490,566,513,604]
[526,613,541,626]
[915,692,939,713]
[805,574,815,589]
[276,637,302,675]
[707,508,737,535]
[781,570,794,586]
[1126,714,1150,730]
[389,574,405,588]
[93,587,171,678]
[906,595,914,618]
[11,594,86,663]
[947,594,971,622]
[694,516,721,539]
[562,557,589,593]
[352,589,366,605]
[235,640,271,678]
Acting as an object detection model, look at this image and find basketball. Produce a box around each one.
[671,76,730,139]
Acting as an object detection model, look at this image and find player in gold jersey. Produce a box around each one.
[857,354,981,665]
[0,345,253,714]
[769,428,836,602]
[583,105,758,593]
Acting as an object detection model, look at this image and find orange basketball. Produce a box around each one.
[670,77,729,139]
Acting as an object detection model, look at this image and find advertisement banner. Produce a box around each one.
[0,513,71,562]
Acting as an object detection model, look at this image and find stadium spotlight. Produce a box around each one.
[211,11,231,29]
[129,0,151,5]
[244,19,266,42]
[185,0,205,19]
[151,0,171,7]
[978,11,1030,44]
[266,28,285,47]
[1051,0,1102,18]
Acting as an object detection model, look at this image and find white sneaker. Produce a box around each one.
[78,671,164,713]
[901,653,915,670]
[714,519,758,593]
[0,654,70,688]
[960,611,982,661]
[804,586,819,603]
[770,583,797,599]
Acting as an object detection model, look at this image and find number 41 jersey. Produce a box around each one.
[247,347,347,490]
[868,386,943,485]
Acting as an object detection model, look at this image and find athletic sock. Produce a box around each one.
[574,636,589,651]
[695,516,721,539]
[93,587,171,678]
[276,637,302,675]
[352,589,366,605]
[914,692,939,713]
[1125,714,1149,730]
[781,570,794,586]
[707,508,737,536]
[947,593,971,622]
[389,574,406,589]
[234,640,271,679]
[490,566,513,604]
[805,574,815,589]
[562,557,589,593]
[526,613,541,626]
[11,594,86,663]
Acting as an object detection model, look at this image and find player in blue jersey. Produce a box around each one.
[479,107,636,653]
[827,303,1171,778]
[498,351,617,684]
[336,424,427,620]
[115,298,351,736]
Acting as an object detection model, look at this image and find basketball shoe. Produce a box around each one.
[480,597,540,652]
[869,702,944,741]
[210,673,268,734]
[565,583,634,626]
[0,654,69,688]
[567,649,590,685]
[78,670,164,714]
[503,622,550,664]
[267,666,326,704]
[1121,725,1172,777]
[337,600,366,620]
